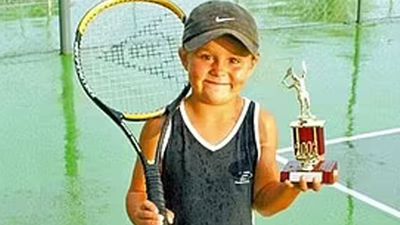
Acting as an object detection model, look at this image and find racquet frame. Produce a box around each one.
[73,0,188,223]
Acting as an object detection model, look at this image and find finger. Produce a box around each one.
[136,201,161,222]
[137,219,161,225]
[298,176,308,192]
[142,200,160,214]
[133,212,161,225]
[312,177,322,192]
[158,215,165,225]
[284,179,294,188]
[136,209,160,221]
[166,209,175,224]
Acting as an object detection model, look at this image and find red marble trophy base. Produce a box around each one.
[280,160,338,184]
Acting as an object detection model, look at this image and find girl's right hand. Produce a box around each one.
[132,200,174,225]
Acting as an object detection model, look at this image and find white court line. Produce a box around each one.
[277,146,292,153]
[276,155,400,219]
[333,183,400,219]
[278,127,400,154]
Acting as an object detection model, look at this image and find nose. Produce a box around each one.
[210,59,227,77]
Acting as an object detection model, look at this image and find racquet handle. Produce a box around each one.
[144,164,169,224]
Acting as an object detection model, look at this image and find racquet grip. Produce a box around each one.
[144,164,169,224]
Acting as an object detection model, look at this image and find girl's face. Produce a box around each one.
[180,36,259,105]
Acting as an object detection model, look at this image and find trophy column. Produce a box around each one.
[280,120,338,184]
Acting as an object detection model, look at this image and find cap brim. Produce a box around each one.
[183,29,258,55]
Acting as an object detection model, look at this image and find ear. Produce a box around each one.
[244,54,260,80]
[178,47,189,70]
[250,53,260,70]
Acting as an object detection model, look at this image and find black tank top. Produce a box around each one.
[161,98,260,225]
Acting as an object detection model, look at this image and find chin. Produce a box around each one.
[203,95,235,105]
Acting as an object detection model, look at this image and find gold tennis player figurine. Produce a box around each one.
[282,61,315,122]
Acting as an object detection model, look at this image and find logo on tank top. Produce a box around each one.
[229,160,253,184]
[234,171,253,184]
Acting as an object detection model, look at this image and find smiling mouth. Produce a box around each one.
[204,80,230,86]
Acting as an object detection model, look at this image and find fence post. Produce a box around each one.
[59,0,72,55]
[356,0,362,24]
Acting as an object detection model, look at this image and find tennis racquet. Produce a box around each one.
[73,0,188,223]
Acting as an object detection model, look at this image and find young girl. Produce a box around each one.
[126,1,322,225]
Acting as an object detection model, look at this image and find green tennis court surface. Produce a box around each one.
[277,131,400,225]
[1,1,400,224]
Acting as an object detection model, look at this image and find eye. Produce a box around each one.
[229,57,241,64]
[200,54,212,61]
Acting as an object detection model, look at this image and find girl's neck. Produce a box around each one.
[185,96,244,121]
[182,96,246,145]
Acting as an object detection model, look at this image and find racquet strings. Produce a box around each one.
[78,2,186,118]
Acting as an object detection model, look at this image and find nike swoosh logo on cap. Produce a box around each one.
[215,16,235,23]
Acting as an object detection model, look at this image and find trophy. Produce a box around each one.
[280,62,338,185]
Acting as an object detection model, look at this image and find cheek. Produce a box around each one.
[232,67,252,83]
[186,63,203,87]
[188,60,208,77]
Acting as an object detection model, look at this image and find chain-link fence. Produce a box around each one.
[0,0,399,58]
[0,0,59,58]
[244,0,400,29]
